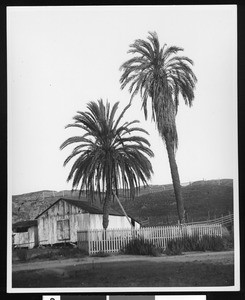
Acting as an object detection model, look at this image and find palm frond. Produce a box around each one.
[120,32,197,150]
[60,99,154,205]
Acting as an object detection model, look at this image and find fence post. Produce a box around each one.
[88,230,91,255]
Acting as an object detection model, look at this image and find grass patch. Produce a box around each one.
[34,248,88,260]
[13,246,88,262]
[16,248,29,261]
[12,257,234,287]
[91,251,111,257]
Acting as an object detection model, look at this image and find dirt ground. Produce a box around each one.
[12,250,234,288]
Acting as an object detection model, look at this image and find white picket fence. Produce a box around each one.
[77,223,222,255]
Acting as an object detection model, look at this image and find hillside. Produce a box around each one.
[111,179,233,226]
[12,179,233,225]
[12,190,87,223]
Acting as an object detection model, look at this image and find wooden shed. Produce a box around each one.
[12,220,38,249]
[35,198,140,246]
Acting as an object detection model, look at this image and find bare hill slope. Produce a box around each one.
[12,179,233,225]
[112,179,233,226]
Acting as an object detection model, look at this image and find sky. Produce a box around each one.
[7,5,237,195]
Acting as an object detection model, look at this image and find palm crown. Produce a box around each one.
[120,31,197,150]
[60,99,154,228]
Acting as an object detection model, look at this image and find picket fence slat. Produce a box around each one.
[77,223,222,255]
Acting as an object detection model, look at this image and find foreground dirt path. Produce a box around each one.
[12,251,235,288]
[12,250,234,272]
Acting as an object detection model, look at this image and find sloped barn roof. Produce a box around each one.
[35,198,126,219]
[12,220,38,231]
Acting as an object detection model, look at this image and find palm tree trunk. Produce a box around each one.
[103,194,111,230]
[165,138,185,224]
[103,160,113,230]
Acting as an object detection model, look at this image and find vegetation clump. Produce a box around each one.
[16,248,28,261]
[121,237,162,256]
[13,246,88,262]
[34,247,88,260]
[165,235,225,255]
[91,251,111,257]
[222,228,234,250]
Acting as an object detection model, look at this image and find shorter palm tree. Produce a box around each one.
[60,99,154,229]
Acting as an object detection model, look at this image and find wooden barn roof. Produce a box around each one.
[12,219,38,230]
[35,197,126,219]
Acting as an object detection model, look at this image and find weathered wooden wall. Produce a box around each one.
[29,226,38,247]
[13,232,29,248]
[37,200,90,245]
[37,199,140,245]
[13,226,38,249]
[89,214,140,230]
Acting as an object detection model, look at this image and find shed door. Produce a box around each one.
[57,219,70,241]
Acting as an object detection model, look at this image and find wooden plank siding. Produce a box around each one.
[36,199,139,246]
[13,226,38,249]
[37,199,90,245]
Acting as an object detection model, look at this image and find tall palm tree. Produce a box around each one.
[60,99,154,229]
[120,31,197,223]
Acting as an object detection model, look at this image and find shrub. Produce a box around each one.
[198,235,224,251]
[221,225,234,250]
[121,238,162,256]
[165,238,184,255]
[222,230,234,250]
[165,234,225,255]
[16,248,28,261]
[182,234,200,251]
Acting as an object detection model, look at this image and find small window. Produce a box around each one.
[57,219,70,241]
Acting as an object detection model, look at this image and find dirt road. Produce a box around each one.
[12,250,234,272]
[12,251,235,288]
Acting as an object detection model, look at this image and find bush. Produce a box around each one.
[165,234,225,255]
[165,238,184,255]
[221,232,234,250]
[16,248,28,261]
[198,235,224,251]
[182,234,200,251]
[121,238,162,256]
